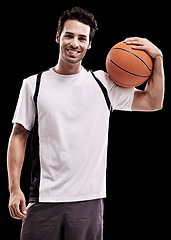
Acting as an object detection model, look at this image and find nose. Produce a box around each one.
[71,37,79,48]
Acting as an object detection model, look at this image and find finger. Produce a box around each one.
[131,45,146,50]
[14,206,26,219]
[124,37,144,46]
[125,40,144,46]
[9,202,17,218]
[124,37,141,42]
[9,205,15,218]
[11,203,26,219]
[9,204,19,219]
[20,199,27,215]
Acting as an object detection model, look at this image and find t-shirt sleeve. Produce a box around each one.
[94,70,135,111]
[12,77,36,131]
[109,78,135,111]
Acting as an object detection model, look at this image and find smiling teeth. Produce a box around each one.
[68,50,78,53]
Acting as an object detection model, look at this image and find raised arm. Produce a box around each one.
[124,37,165,112]
[7,123,30,219]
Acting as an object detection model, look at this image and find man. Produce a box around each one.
[7,7,164,240]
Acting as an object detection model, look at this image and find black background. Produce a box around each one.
[1,0,169,239]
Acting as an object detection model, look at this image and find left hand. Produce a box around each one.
[124,37,163,59]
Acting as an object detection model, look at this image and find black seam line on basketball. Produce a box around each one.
[109,74,147,87]
[111,47,152,71]
[108,56,150,78]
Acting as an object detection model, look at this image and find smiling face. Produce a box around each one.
[56,20,91,65]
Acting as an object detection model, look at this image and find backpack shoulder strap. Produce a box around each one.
[33,69,49,110]
[90,70,111,111]
[33,72,43,111]
[34,69,112,112]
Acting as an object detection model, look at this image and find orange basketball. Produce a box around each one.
[106,41,153,87]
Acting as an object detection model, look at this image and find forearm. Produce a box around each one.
[7,124,29,192]
[145,55,165,109]
[7,124,29,219]
[126,37,165,111]
[7,137,25,191]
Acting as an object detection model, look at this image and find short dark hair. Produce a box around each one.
[57,7,98,42]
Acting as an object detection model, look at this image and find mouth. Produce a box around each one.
[66,49,82,55]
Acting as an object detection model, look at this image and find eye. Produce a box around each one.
[65,34,73,39]
[79,37,86,42]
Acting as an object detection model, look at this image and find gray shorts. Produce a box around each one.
[20,199,104,240]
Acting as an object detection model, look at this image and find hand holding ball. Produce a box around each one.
[106,41,153,87]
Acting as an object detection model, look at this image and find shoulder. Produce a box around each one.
[93,69,134,93]
[22,69,50,92]
[93,70,117,91]
[22,73,37,92]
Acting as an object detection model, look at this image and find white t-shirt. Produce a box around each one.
[12,67,134,202]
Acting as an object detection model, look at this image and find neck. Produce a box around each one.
[53,58,82,75]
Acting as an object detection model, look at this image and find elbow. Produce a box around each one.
[154,105,163,112]
[157,103,164,111]
[154,95,164,111]
[147,90,164,111]
[150,101,164,112]
[157,101,164,111]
